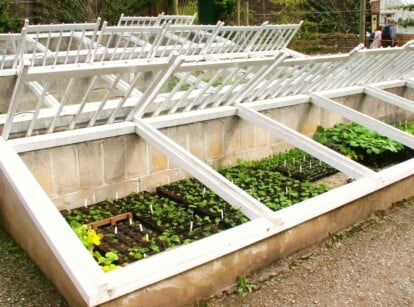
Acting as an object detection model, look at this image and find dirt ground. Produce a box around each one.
[207,197,414,306]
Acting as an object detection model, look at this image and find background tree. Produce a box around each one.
[270,0,360,33]
[270,0,307,24]
[305,0,360,33]
[32,0,152,25]
[0,0,23,32]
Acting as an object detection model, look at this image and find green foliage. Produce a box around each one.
[214,0,237,24]
[93,250,120,272]
[270,0,307,24]
[0,0,23,32]
[398,121,414,135]
[235,276,258,294]
[70,221,120,272]
[270,0,360,33]
[71,221,103,252]
[313,122,406,161]
[32,0,152,25]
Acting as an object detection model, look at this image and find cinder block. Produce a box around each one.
[56,189,96,211]
[254,124,270,147]
[296,103,320,135]
[281,105,299,130]
[266,108,285,145]
[223,117,241,155]
[239,119,255,149]
[166,125,188,149]
[206,120,224,159]
[51,146,80,194]
[149,145,168,172]
[139,169,179,192]
[94,179,139,203]
[166,125,188,170]
[125,134,148,178]
[20,150,55,196]
[78,140,104,189]
[103,137,126,184]
[188,122,205,160]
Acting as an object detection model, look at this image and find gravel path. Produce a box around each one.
[208,197,414,306]
[1,198,413,306]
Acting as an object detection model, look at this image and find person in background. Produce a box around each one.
[371,26,382,48]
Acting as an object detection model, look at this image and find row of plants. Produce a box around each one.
[313,121,414,169]
[62,148,334,269]
[63,120,413,270]
[236,148,338,181]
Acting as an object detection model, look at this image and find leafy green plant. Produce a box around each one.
[71,221,103,252]
[398,120,414,135]
[235,276,258,294]
[70,221,120,271]
[93,250,120,272]
[313,122,406,161]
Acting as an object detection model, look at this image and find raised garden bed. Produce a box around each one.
[63,119,414,271]
[313,121,414,169]
[61,148,334,270]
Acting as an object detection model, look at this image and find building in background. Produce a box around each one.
[371,0,414,34]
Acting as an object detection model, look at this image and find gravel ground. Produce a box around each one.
[1,197,413,306]
[207,197,414,307]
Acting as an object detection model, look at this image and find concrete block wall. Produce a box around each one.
[18,90,411,210]
[19,102,323,210]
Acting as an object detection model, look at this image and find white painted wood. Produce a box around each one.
[9,122,136,153]
[2,62,30,140]
[134,119,277,223]
[0,137,106,306]
[364,85,414,113]
[236,102,378,179]
[95,154,414,305]
[26,81,60,108]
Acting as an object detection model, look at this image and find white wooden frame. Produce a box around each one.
[1,19,414,305]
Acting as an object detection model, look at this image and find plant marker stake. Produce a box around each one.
[299,165,302,173]
[84,199,88,208]
[285,186,288,194]
[139,223,143,232]
[284,159,286,167]
[114,226,118,234]
[145,234,149,242]
[189,221,193,233]
[303,155,306,162]
[129,217,133,225]
[309,161,312,168]
[221,209,224,219]
[115,192,118,201]
[203,187,206,197]
[150,204,154,214]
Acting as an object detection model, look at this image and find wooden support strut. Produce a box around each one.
[88,212,133,230]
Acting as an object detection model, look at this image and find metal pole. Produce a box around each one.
[360,0,366,44]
